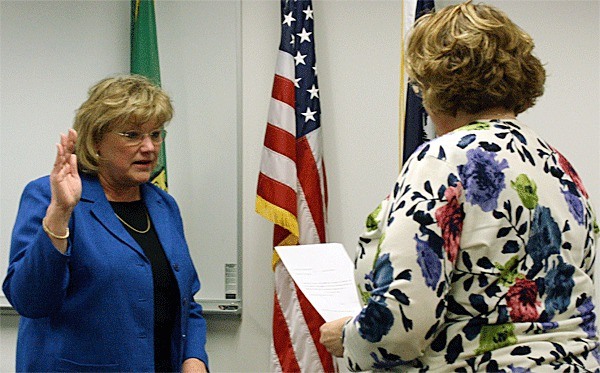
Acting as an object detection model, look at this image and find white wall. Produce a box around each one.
[1,1,599,372]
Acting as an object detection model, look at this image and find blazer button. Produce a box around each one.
[173,263,180,272]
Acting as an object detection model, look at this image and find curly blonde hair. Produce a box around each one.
[73,75,173,174]
[406,1,545,116]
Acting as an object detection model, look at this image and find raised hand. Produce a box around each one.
[49,129,81,212]
[44,129,81,251]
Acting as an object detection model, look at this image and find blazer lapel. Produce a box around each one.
[141,183,175,260]
[80,175,147,259]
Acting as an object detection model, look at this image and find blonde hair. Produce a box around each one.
[73,75,173,174]
[406,1,545,116]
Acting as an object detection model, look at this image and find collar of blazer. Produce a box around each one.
[78,174,174,261]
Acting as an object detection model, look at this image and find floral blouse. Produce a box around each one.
[343,120,600,372]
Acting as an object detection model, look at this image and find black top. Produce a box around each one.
[110,200,180,372]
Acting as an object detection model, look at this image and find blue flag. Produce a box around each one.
[402,0,435,164]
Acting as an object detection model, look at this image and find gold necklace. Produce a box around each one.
[114,211,151,234]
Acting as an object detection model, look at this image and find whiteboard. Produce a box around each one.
[0,1,242,315]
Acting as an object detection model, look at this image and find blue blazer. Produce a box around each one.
[3,174,208,372]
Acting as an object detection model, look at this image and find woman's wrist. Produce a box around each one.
[43,204,73,252]
[42,217,69,239]
[45,202,73,226]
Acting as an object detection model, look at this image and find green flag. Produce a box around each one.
[130,0,168,191]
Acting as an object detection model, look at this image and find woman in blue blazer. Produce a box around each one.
[3,75,208,372]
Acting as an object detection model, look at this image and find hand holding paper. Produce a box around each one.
[275,243,362,322]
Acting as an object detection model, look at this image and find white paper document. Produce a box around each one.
[275,243,362,322]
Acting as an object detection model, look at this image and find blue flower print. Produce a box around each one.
[545,258,575,316]
[508,364,531,373]
[365,253,394,297]
[508,365,532,373]
[593,346,600,364]
[577,295,597,338]
[458,148,509,212]
[357,298,394,343]
[415,234,442,290]
[561,189,585,225]
[541,321,558,331]
[525,205,562,277]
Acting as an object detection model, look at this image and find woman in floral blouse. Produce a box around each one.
[320,1,599,371]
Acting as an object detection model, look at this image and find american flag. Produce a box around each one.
[401,0,436,165]
[255,0,332,371]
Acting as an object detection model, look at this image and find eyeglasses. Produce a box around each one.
[115,129,167,147]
